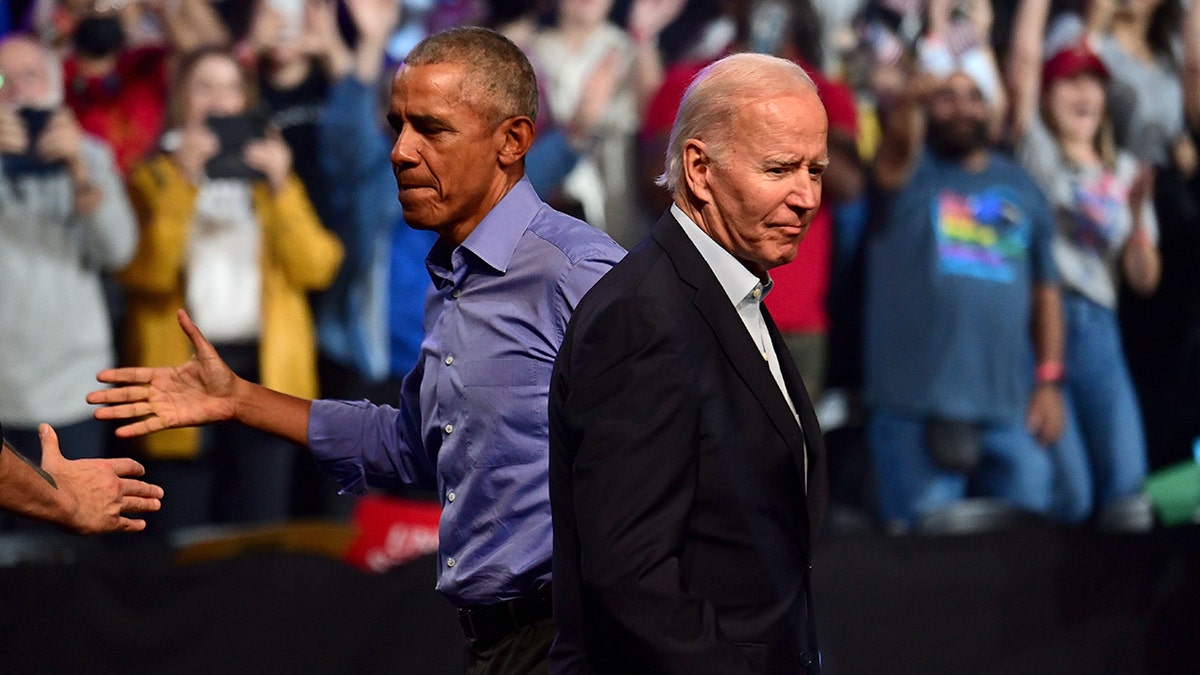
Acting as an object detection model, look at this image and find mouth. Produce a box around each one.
[773,222,809,237]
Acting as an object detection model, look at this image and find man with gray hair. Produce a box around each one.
[0,33,136,467]
[549,52,830,672]
[88,26,624,672]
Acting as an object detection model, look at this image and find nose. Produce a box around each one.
[390,126,418,167]
[785,172,821,213]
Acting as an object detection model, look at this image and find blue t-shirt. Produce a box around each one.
[865,150,1057,423]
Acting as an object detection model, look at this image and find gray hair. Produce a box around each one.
[657,52,817,194]
[404,26,538,128]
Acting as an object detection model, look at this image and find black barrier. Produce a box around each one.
[0,525,1196,674]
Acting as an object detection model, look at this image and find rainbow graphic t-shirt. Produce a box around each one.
[865,151,1057,422]
[933,187,1031,283]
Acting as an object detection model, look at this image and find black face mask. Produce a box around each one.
[73,15,126,59]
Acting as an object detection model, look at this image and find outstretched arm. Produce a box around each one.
[0,424,163,534]
[88,309,314,447]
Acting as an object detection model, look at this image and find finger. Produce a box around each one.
[37,423,63,463]
[107,456,148,478]
[118,477,164,499]
[113,417,168,439]
[242,144,267,168]
[177,309,220,360]
[87,386,153,406]
[91,400,155,420]
[95,367,158,385]
[114,517,149,532]
[93,401,156,421]
[120,495,163,514]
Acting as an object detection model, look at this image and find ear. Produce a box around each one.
[496,116,536,169]
[681,138,714,206]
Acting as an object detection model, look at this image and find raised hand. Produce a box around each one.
[343,0,402,48]
[0,104,30,154]
[570,48,627,144]
[171,124,219,185]
[38,424,165,534]
[88,309,241,439]
[244,128,294,192]
[627,0,687,46]
[35,108,84,165]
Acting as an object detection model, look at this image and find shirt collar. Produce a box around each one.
[460,177,542,274]
[671,203,772,306]
[425,177,541,288]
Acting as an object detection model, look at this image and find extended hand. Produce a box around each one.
[88,309,241,438]
[38,424,165,535]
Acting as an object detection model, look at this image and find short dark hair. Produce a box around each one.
[404,26,538,127]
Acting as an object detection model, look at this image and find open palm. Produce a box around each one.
[88,310,240,438]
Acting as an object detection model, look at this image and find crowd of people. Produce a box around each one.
[1,0,1198,540]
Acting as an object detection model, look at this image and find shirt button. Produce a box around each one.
[452,288,462,299]
[447,491,456,503]
[445,355,454,365]
[446,557,456,568]
[444,423,454,434]
[751,288,762,299]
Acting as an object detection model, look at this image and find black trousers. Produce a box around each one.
[463,617,553,675]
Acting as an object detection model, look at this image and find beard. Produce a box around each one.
[926,117,989,161]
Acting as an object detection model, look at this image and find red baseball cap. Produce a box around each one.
[1042,46,1110,90]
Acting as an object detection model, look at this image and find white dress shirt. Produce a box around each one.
[672,204,806,488]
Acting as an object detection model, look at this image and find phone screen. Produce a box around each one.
[204,114,267,181]
[1,108,66,176]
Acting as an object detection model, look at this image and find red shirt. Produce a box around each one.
[64,46,169,176]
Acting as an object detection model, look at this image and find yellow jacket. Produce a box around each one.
[120,154,344,459]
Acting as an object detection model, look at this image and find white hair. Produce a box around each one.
[657,52,817,194]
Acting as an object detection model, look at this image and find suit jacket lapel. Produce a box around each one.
[763,307,827,544]
[651,213,807,463]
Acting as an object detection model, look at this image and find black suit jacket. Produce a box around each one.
[549,212,828,674]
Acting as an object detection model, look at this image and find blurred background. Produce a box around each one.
[0,0,1198,672]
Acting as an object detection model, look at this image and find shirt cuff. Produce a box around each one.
[308,398,372,496]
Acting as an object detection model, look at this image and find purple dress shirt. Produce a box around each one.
[308,178,624,606]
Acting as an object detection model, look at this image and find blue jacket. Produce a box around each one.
[315,75,435,382]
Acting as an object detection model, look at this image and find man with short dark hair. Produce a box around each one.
[549,52,829,672]
[89,26,624,672]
